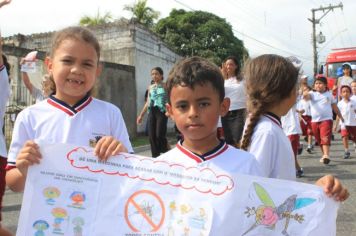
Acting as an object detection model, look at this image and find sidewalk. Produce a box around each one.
[2,134,356,235]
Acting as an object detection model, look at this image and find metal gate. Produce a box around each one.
[4,84,34,148]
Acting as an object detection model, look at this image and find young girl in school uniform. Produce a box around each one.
[6,26,133,192]
[241,54,306,180]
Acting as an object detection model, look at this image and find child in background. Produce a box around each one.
[351,80,356,101]
[281,105,304,178]
[297,85,314,153]
[336,63,353,100]
[303,76,343,164]
[158,54,348,197]
[335,85,356,159]
[20,57,54,103]
[0,30,14,236]
[6,26,133,192]
[241,54,300,180]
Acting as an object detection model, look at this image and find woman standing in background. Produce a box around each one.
[221,56,246,147]
[137,67,169,157]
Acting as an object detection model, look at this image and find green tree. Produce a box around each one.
[154,9,248,65]
[79,9,113,27]
[124,0,160,28]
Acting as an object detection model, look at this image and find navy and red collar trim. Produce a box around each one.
[176,139,228,163]
[264,112,282,127]
[47,94,92,116]
[0,65,5,71]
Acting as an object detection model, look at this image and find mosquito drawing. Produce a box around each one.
[242,182,316,236]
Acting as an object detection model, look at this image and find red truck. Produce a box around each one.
[320,47,356,93]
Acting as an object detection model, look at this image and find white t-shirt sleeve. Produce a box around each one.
[249,132,276,178]
[111,106,134,153]
[7,110,32,166]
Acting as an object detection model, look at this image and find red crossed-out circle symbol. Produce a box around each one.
[124,189,165,232]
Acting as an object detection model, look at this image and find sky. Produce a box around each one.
[0,0,355,76]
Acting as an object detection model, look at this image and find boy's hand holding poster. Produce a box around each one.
[17,143,339,236]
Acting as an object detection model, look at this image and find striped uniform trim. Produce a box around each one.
[264,113,282,128]
[47,94,92,116]
[176,140,228,163]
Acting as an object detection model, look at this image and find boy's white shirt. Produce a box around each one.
[337,99,356,126]
[281,105,302,136]
[297,98,312,116]
[308,90,336,122]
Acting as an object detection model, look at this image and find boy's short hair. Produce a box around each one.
[314,76,327,85]
[166,56,225,103]
[340,84,351,93]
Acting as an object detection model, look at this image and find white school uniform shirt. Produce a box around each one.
[7,95,133,167]
[158,141,262,235]
[0,65,10,158]
[308,90,336,122]
[281,105,302,136]
[247,114,296,181]
[224,77,246,110]
[337,99,356,126]
[297,98,311,116]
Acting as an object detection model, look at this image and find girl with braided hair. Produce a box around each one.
[240,54,299,180]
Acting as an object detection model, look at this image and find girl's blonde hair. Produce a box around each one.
[240,54,299,150]
[49,26,101,96]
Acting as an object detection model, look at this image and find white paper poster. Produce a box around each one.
[20,61,37,73]
[16,143,339,236]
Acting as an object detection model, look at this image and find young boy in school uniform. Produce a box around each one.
[157,56,348,235]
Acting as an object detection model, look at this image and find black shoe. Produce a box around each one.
[306,147,312,154]
[344,151,351,159]
[296,168,304,178]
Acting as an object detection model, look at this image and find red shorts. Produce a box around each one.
[288,134,300,157]
[345,126,356,142]
[0,157,7,221]
[300,115,313,136]
[311,120,333,146]
[340,128,349,138]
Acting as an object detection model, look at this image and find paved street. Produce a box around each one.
[2,135,356,235]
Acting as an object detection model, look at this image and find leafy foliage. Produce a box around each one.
[79,10,113,27]
[154,9,248,65]
[124,0,160,28]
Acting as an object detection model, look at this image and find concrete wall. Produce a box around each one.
[96,62,136,136]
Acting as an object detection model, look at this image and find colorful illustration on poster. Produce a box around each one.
[51,207,68,234]
[33,220,49,236]
[242,182,316,236]
[72,216,85,236]
[43,186,60,205]
[69,191,86,209]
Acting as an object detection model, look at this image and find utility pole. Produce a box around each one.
[308,2,343,76]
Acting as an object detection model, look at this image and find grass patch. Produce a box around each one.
[131,135,150,147]
[131,132,178,147]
